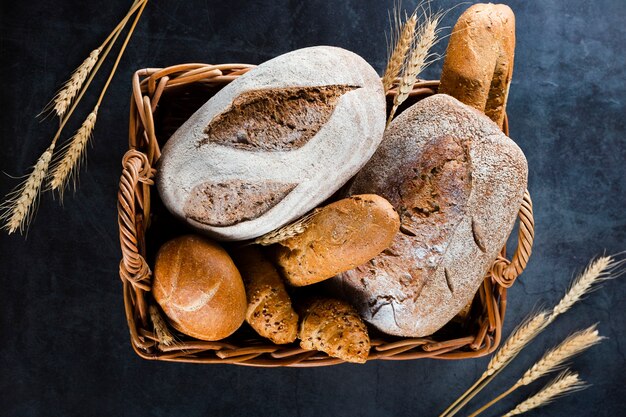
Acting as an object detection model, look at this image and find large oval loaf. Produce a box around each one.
[332,94,528,337]
[157,46,386,241]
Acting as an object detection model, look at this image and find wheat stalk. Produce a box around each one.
[466,325,603,417]
[382,12,417,94]
[502,371,586,417]
[0,145,55,234]
[254,210,319,246]
[48,107,99,198]
[149,304,176,347]
[387,11,442,125]
[518,325,603,386]
[48,49,100,118]
[549,256,615,320]
[440,254,623,417]
[483,311,550,378]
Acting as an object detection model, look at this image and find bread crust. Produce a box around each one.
[332,95,527,337]
[232,246,299,344]
[275,194,400,286]
[439,3,515,128]
[152,235,247,341]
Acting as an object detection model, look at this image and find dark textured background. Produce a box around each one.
[1,1,625,416]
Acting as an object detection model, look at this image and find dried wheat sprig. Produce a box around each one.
[549,256,615,321]
[149,304,176,347]
[49,50,100,118]
[254,209,319,246]
[518,325,602,386]
[0,144,55,234]
[502,371,586,417]
[48,107,98,198]
[466,325,603,417]
[387,11,442,125]
[440,254,623,417]
[382,12,416,94]
[438,311,550,417]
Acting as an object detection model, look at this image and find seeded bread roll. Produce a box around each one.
[298,298,370,364]
[232,247,299,344]
[152,235,247,341]
[439,3,516,128]
[275,194,400,286]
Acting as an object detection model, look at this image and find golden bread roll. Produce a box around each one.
[275,194,400,286]
[152,235,246,341]
[439,3,516,128]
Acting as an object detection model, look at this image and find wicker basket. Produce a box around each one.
[117,63,534,366]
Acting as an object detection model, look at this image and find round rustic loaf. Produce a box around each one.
[152,235,247,341]
[157,46,386,241]
[332,94,528,337]
[439,3,515,128]
[275,194,400,286]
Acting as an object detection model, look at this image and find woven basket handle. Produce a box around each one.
[490,189,535,288]
[118,150,155,292]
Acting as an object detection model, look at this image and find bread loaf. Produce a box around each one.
[439,3,515,128]
[332,94,527,337]
[275,194,400,286]
[157,46,386,241]
[152,235,247,341]
[232,247,299,344]
[298,298,370,364]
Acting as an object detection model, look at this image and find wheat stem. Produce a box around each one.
[149,304,176,347]
[42,0,144,118]
[467,325,603,417]
[440,254,622,417]
[48,107,99,197]
[502,371,586,417]
[387,11,442,125]
[438,311,550,417]
[382,12,417,94]
[549,256,614,320]
[0,145,55,234]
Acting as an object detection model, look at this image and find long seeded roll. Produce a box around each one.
[298,298,370,364]
[439,3,516,128]
[232,246,298,344]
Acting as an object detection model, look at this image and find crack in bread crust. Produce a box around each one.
[200,85,359,151]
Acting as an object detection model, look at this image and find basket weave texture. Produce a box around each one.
[118,63,535,366]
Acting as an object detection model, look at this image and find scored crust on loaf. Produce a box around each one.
[201,85,359,151]
[156,46,386,241]
[333,94,527,337]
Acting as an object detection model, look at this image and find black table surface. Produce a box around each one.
[1,1,625,416]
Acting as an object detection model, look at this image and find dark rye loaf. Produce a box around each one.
[332,94,527,337]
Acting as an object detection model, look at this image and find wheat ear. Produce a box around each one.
[502,371,586,417]
[254,209,319,246]
[467,325,603,417]
[47,50,100,118]
[518,325,603,386]
[484,311,550,378]
[0,145,55,234]
[387,11,442,125]
[382,13,417,94]
[549,256,617,320]
[48,107,99,198]
[149,304,176,347]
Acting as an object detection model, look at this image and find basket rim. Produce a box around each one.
[117,62,534,366]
